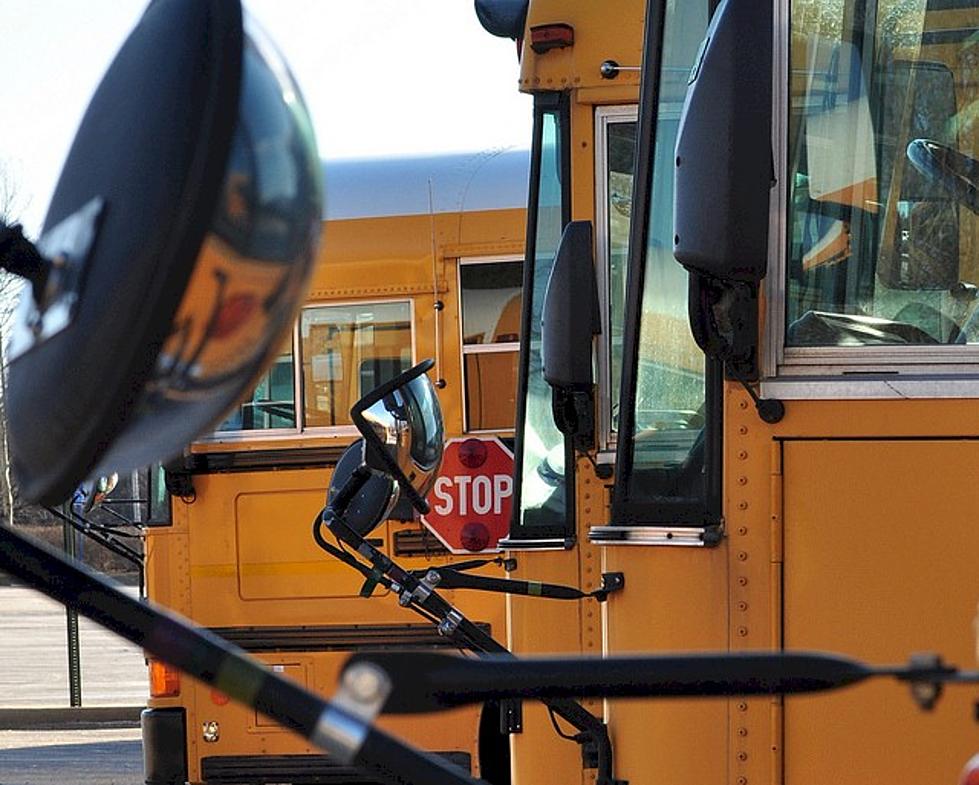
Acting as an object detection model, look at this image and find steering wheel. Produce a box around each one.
[906,139,979,215]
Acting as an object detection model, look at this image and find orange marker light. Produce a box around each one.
[149,659,181,698]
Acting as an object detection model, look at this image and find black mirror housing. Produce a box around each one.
[674,0,774,284]
[326,440,400,538]
[541,220,600,451]
[541,221,600,389]
[474,0,528,39]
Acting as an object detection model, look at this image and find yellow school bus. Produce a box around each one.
[140,149,527,785]
[480,1,979,785]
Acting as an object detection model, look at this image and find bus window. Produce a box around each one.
[611,0,716,525]
[460,257,522,432]
[301,300,413,428]
[215,337,296,432]
[597,108,637,445]
[509,92,573,541]
[784,0,978,351]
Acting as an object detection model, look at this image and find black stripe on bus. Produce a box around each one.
[185,446,348,474]
[208,623,492,652]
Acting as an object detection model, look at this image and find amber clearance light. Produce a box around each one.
[149,659,181,698]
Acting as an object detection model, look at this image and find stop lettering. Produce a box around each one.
[422,437,514,553]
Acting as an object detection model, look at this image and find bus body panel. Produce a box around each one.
[145,152,527,784]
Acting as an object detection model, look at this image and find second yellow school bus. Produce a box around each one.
[140,149,527,785]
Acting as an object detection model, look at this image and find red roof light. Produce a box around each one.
[529,23,574,54]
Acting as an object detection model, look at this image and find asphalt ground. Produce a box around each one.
[0,584,146,783]
[0,728,143,785]
[0,585,147,710]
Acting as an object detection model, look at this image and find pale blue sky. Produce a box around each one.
[0,1,531,235]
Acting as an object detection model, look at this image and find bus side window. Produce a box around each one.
[459,258,523,432]
[215,336,297,432]
[301,301,413,429]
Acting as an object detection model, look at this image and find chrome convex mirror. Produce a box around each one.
[5,0,322,504]
[73,473,120,515]
[350,359,444,513]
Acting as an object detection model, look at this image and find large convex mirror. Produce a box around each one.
[5,0,322,504]
[351,359,445,514]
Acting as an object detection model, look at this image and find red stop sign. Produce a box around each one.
[422,437,514,553]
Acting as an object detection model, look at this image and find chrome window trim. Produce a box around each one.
[761,375,979,400]
[762,0,979,395]
[594,104,638,452]
[763,0,790,380]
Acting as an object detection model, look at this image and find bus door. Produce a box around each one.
[771,1,979,783]
[593,3,729,783]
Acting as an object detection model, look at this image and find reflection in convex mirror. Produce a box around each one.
[73,473,119,514]
[2,0,322,505]
[348,358,446,514]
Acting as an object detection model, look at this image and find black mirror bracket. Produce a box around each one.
[688,273,783,424]
[552,386,596,453]
[727,364,785,425]
[321,504,622,785]
[2,199,105,362]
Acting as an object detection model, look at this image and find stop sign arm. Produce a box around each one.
[324,511,622,785]
[420,567,625,601]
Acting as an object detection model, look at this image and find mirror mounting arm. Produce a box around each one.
[326,466,374,522]
[688,273,784,424]
[0,222,50,305]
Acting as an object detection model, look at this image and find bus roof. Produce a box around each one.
[321,148,529,221]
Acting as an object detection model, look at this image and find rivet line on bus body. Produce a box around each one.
[737,476,748,486]
[738,602,748,611]
[738,551,748,561]
[738,727,748,737]
[738,776,748,785]
[738,450,748,460]
[738,501,749,510]
[738,752,749,762]
[737,627,749,637]
[738,577,748,587]
[739,400,749,410]
[739,425,749,435]
[738,527,748,536]
[738,702,748,712]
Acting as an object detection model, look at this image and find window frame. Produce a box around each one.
[197,297,416,442]
[457,254,523,435]
[504,90,575,547]
[608,0,723,530]
[594,104,639,453]
[762,0,979,399]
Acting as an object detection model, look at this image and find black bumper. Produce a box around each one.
[142,708,188,785]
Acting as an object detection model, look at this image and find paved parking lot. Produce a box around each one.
[0,585,147,709]
[0,584,146,784]
[0,728,142,785]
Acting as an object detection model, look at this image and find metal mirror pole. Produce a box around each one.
[322,495,622,785]
[61,500,83,707]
